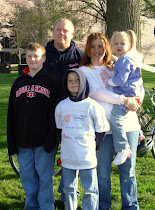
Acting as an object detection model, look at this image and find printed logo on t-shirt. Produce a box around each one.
[64,114,71,123]
[16,85,50,98]
[68,63,79,68]
[63,133,72,140]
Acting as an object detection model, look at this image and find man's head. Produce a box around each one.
[53,18,74,51]
[26,43,46,73]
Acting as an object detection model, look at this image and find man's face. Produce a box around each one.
[53,20,74,50]
[26,49,45,72]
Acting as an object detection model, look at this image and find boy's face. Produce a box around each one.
[67,72,80,96]
[26,49,46,71]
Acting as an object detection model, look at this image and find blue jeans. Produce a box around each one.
[17,146,57,210]
[63,167,99,210]
[97,133,139,210]
[111,106,130,152]
[58,172,80,203]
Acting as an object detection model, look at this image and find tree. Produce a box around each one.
[69,0,155,50]
[0,0,14,49]
[0,0,35,49]
[106,0,141,49]
[74,0,141,49]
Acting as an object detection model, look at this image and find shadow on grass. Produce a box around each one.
[0,140,7,150]
[55,200,82,210]
[0,172,19,180]
[0,201,24,210]
[0,200,82,210]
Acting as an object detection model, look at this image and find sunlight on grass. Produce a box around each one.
[0,72,155,209]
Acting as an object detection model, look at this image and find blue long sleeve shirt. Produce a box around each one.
[111,54,143,110]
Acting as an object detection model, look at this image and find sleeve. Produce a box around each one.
[7,84,18,155]
[91,102,110,133]
[90,87,124,105]
[56,128,62,144]
[55,103,62,129]
[44,77,61,152]
[111,57,131,86]
[79,67,125,105]
[108,78,118,87]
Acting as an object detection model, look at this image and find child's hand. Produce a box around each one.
[107,63,114,70]
[111,54,118,62]
[104,78,110,87]
[100,70,110,84]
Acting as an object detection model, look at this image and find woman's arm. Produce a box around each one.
[90,87,140,111]
[90,87,125,105]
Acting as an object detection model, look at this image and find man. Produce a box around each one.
[44,18,83,93]
[44,18,83,208]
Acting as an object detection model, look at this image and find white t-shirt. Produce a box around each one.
[55,97,110,170]
[79,65,141,132]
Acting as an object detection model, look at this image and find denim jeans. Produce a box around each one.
[63,167,99,210]
[97,133,139,210]
[58,171,80,202]
[17,146,57,210]
[111,106,130,153]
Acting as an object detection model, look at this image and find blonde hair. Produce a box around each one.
[80,33,112,68]
[110,30,137,53]
[26,42,46,56]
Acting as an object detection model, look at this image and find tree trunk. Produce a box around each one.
[106,0,141,50]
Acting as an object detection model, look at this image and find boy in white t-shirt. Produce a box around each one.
[55,69,109,210]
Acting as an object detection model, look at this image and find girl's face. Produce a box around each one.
[113,35,131,57]
[90,38,106,64]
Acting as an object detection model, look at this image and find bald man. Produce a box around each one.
[44,18,83,95]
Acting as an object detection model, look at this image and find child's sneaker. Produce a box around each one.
[113,148,132,165]
[138,136,145,142]
[138,130,145,142]
[138,135,145,142]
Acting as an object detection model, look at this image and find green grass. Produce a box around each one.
[0,70,155,209]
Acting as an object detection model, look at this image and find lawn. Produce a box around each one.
[0,70,155,210]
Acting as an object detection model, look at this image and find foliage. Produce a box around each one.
[1,0,155,51]
[141,0,155,18]
[0,0,34,49]
[74,0,155,22]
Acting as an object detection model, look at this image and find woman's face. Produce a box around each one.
[90,38,106,64]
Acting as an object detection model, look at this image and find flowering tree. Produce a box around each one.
[0,0,34,49]
[0,0,14,39]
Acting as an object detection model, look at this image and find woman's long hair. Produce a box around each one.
[80,33,112,68]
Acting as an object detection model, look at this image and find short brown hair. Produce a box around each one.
[80,33,112,68]
[26,42,46,56]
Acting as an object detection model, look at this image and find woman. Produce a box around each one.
[79,33,141,210]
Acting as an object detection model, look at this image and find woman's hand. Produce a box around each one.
[124,96,141,111]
